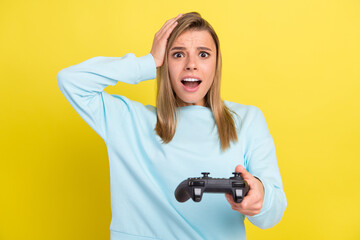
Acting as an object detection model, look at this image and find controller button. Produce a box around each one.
[234,189,244,203]
[235,189,243,197]
[232,182,245,187]
[194,188,202,201]
[190,181,205,186]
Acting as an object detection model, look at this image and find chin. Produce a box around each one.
[179,98,204,106]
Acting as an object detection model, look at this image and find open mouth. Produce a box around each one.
[181,78,202,89]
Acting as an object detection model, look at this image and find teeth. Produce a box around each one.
[182,78,201,82]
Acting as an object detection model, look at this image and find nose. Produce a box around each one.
[185,55,197,71]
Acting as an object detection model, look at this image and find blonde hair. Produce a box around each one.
[155,12,238,151]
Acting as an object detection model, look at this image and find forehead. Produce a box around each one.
[171,30,216,50]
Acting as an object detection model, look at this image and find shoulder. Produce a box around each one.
[224,100,264,121]
[105,93,156,117]
[224,100,269,134]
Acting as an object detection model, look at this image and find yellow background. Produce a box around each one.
[1,0,359,239]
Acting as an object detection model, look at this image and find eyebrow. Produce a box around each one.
[170,46,213,52]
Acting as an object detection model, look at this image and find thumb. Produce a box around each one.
[235,165,253,181]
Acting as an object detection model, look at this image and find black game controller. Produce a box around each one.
[175,172,250,203]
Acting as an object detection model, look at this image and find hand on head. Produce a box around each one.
[150,13,183,68]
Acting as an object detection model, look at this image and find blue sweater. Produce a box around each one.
[57,53,287,240]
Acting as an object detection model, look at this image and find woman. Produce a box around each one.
[57,12,286,240]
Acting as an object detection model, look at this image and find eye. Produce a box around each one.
[173,52,184,58]
[199,52,210,58]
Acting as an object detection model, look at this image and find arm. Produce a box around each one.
[225,106,287,229]
[244,106,287,229]
[57,53,157,142]
[57,13,183,142]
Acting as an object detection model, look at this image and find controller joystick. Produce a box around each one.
[202,172,210,178]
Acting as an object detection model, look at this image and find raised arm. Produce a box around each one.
[57,53,157,142]
[57,13,183,142]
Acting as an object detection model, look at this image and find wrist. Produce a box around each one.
[254,176,264,191]
[149,52,161,68]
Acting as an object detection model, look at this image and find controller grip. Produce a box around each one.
[174,180,191,202]
[236,181,250,203]
[245,183,250,196]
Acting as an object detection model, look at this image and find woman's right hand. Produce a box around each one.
[150,13,183,68]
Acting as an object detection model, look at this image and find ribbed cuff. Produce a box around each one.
[137,53,157,81]
[253,178,273,217]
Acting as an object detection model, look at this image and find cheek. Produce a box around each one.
[203,62,216,81]
[167,65,178,89]
[168,62,181,81]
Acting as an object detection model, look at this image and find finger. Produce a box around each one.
[159,18,177,33]
[226,189,263,216]
[226,197,259,216]
[225,192,255,210]
[225,187,255,203]
[157,14,183,38]
[226,187,261,209]
[225,193,231,203]
[235,165,253,181]
[238,195,260,210]
[232,200,261,214]
[235,208,259,216]
[162,20,179,39]
[226,198,261,217]
[225,193,232,197]
[225,193,244,204]
[225,193,232,201]
[157,14,182,34]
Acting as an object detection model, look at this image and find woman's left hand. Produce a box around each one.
[225,165,265,216]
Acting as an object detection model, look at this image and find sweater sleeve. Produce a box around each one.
[244,106,287,229]
[57,53,157,142]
